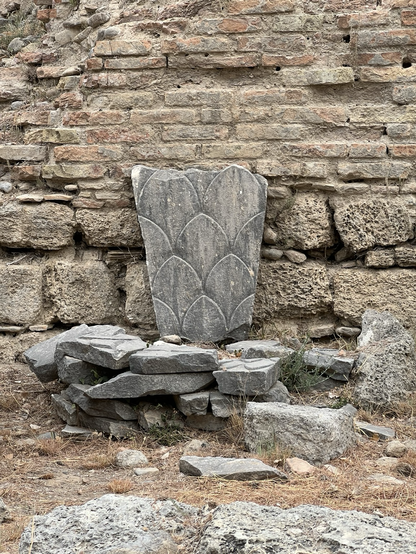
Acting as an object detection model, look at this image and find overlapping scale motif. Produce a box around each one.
[132,164,267,342]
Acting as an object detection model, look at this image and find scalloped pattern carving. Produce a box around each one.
[132,165,267,342]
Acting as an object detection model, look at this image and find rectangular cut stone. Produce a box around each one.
[85,371,215,398]
[76,411,139,438]
[57,333,147,370]
[214,358,280,396]
[175,392,210,416]
[0,145,46,161]
[94,40,151,56]
[66,384,138,420]
[303,348,355,382]
[130,343,218,374]
[0,266,42,327]
[226,339,294,359]
[179,456,286,480]
[131,165,267,342]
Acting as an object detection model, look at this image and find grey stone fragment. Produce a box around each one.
[210,391,237,418]
[354,310,416,408]
[60,425,93,439]
[196,502,416,554]
[77,411,139,438]
[335,326,361,338]
[355,421,395,441]
[256,381,291,403]
[183,439,210,455]
[51,394,77,426]
[244,403,356,465]
[57,355,104,385]
[0,181,12,193]
[58,332,146,370]
[226,340,294,360]
[303,348,355,382]
[0,498,9,523]
[88,11,110,27]
[115,449,148,468]
[8,37,25,54]
[185,414,228,431]
[134,467,159,477]
[19,494,196,554]
[97,26,119,40]
[86,371,215,399]
[66,384,138,420]
[130,343,218,374]
[132,164,267,342]
[214,358,280,396]
[179,456,287,481]
[385,440,407,458]
[175,392,210,416]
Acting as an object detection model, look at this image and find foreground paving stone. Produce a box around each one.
[132,164,267,342]
[214,358,279,396]
[244,402,356,465]
[179,456,287,480]
[130,342,218,374]
[86,371,215,399]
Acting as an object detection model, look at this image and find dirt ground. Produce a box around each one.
[1,359,416,554]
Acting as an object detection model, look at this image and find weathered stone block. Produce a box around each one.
[0,265,42,326]
[124,262,157,331]
[333,268,416,327]
[57,355,103,385]
[226,339,293,360]
[395,245,416,267]
[51,393,77,426]
[393,85,416,105]
[42,164,106,180]
[244,402,356,464]
[303,67,354,85]
[132,165,267,342]
[179,456,287,480]
[175,392,210,416]
[303,348,355,382]
[66,384,138,420]
[365,249,395,268]
[94,40,151,56]
[0,145,46,161]
[210,391,239,418]
[25,129,81,144]
[130,343,218,374]
[50,262,119,324]
[76,209,142,247]
[0,203,75,250]
[77,411,139,437]
[214,358,279,396]
[331,197,413,253]
[337,162,411,180]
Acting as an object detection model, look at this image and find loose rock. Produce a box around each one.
[179,456,287,481]
[116,449,148,468]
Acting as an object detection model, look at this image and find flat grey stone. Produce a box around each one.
[226,340,294,360]
[130,343,218,374]
[303,348,355,382]
[214,358,280,396]
[336,326,361,337]
[355,421,395,441]
[51,394,77,426]
[244,403,356,465]
[256,381,291,403]
[86,371,215,399]
[77,411,139,438]
[210,390,238,418]
[60,425,93,439]
[134,467,159,477]
[196,502,416,554]
[57,355,105,385]
[66,384,138,420]
[58,332,147,370]
[185,414,228,431]
[354,310,416,408]
[132,164,267,342]
[175,391,210,416]
[179,456,287,481]
[19,494,197,554]
[116,449,148,468]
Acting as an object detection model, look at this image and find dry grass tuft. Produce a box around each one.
[36,437,67,457]
[0,393,21,411]
[81,453,116,470]
[107,479,134,494]
[1,515,31,545]
[220,409,245,447]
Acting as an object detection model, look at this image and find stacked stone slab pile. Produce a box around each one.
[5,1,416,343]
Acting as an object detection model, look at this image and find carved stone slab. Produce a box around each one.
[131,165,267,342]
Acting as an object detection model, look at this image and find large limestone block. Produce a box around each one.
[333,268,416,327]
[124,262,157,330]
[244,402,356,465]
[253,260,332,322]
[331,196,413,253]
[0,265,42,325]
[19,495,197,554]
[50,261,119,324]
[353,310,416,409]
[271,193,335,250]
[132,164,267,342]
[76,208,143,247]
[196,502,416,554]
[0,203,75,250]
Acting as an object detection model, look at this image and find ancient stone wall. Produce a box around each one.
[1,0,416,341]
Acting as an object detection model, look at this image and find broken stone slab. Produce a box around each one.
[174,391,210,416]
[130,343,218,374]
[196,502,416,554]
[77,411,139,438]
[60,425,93,439]
[24,324,125,383]
[86,371,215,399]
[134,467,159,477]
[336,326,361,338]
[255,381,291,403]
[210,390,240,418]
[354,310,416,409]
[355,421,395,441]
[179,456,287,481]
[244,403,356,465]
[132,164,267,342]
[51,394,77,426]
[185,414,228,431]
[116,449,148,468]
[57,356,106,385]
[213,358,280,396]
[65,384,138,420]
[19,495,197,554]
[226,339,294,360]
[57,332,147,370]
[303,348,355,382]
